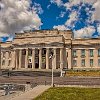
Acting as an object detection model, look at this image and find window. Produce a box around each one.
[8,60,11,66]
[73,60,77,67]
[90,49,93,57]
[73,50,77,57]
[3,52,6,58]
[2,60,5,65]
[98,49,100,57]
[81,49,85,57]
[98,59,100,66]
[22,49,26,55]
[28,49,32,56]
[81,59,85,67]
[9,52,11,58]
[42,48,46,55]
[90,59,93,67]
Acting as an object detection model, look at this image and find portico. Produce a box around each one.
[1,29,100,71]
[12,47,64,70]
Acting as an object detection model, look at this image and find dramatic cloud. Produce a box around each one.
[65,11,78,29]
[74,26,95,38]
[51,0,100,38]
[92,0,100,21]
[32,2,43,14]
[0,0,42,37]
[97,25,100,35]
[50,0,63,7]
[53,25,68,30]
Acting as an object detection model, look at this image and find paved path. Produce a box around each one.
[11,85,51,100]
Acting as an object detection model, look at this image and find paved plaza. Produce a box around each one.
[0,71,100,100]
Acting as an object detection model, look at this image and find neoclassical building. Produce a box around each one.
[1,29,100,71]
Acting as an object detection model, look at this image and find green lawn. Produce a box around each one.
[34,87,100,100]
[66,70,100,77]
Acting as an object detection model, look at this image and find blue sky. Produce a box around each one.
[33,0,69,29]
[32,0,100,38]
[0,0,100,42]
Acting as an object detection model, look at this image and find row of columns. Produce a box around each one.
[16,48,64,70]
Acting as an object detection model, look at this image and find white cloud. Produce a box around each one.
[92,0,100,21]
[53,25,68,30]
[97,25,100,35]
[51,0,100,38]
[74,26,95,38]
[0,0,42,37]
[50,0,63,6]
[32,2,43,14]
[65,11,78,28]
[59,11,66,18]
[47,4,51,9]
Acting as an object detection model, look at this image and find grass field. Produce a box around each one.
[34,87,100,100]
[66,70,100,77]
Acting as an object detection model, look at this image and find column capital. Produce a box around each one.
[32,48,35,50]
[53,48,57,50]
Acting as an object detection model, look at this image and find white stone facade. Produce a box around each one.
[1,29,100,70]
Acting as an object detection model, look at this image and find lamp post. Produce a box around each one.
[49,50,54,87]
[60,62,63,77]
[0,44,1,68]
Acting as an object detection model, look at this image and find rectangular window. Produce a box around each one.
[98,59,100,66]
[9,52,11,58]
[81,59,85,67]
[28,49,32,56]
[2,60,5,65]
[22,49,26,55]
[3,52,6,58]
[73,60,77,67]
[90,59,93,67]
[98,49,100,57]
[81,49,85,57]
[90,49,93,57]
[73,50,77,57]
[8,60,11,66]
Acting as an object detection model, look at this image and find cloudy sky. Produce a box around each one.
[0,0,100,41]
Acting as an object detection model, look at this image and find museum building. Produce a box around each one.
[1,29,100,71]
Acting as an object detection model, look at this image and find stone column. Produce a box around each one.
[12,50,16,68]
[46,48,49,69]
[25,49,28,69]
[60,48,63,69]
[94,49,98,67]
[53,48,57,69]
[32,48,35,69]
[86,49,89,68]
[67,49,72,69]
[15,50,18,69]
[39,48,42,69]
[5,52,9,68]
[19,49,22,69]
